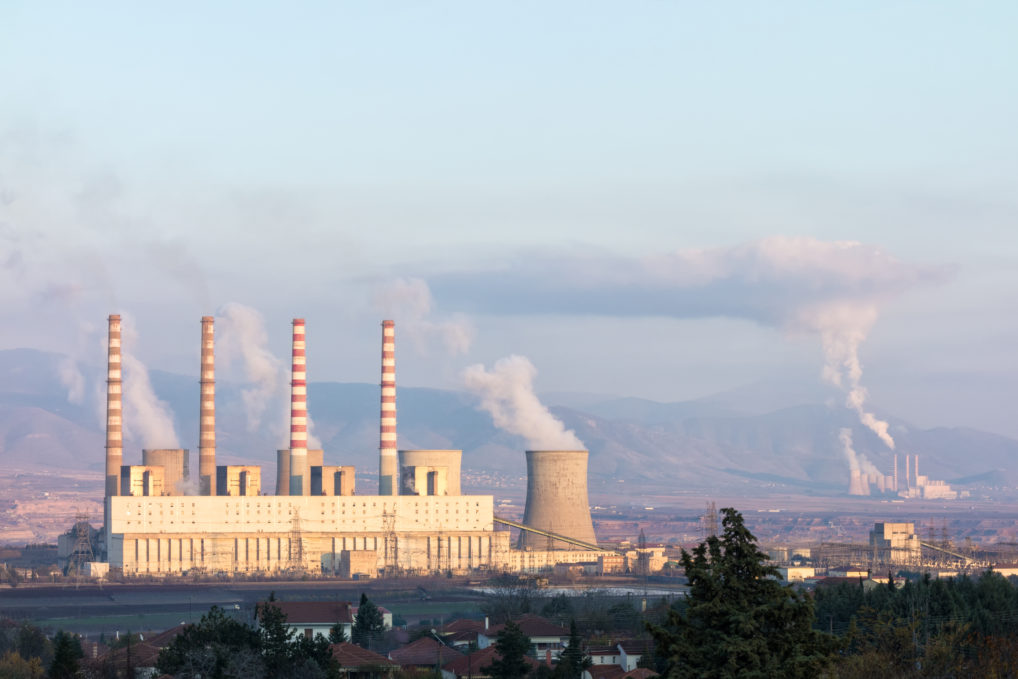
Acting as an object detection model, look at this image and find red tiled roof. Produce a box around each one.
[622,668,659,679]
[147,624,187,648]
[264,601,354,624]
[442,618,486,634]
[389,637,463,667]
[331,642,399,668]
[441,645,541,676]
[588,664,627,679]
[484,615,568,639]
[102,641,163,668]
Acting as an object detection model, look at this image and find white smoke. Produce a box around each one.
[462,355,584,450]
[56,356,86,404]
[216,303,321,448]
[839,427,880,476]
[118,317,179,448]
[801,302,896,449]
[373,277,474,355]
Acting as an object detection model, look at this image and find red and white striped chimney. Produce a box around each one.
[378,320,398,495]
[289,318,309,495]
[199,316,216,495]
[104,314,123,527]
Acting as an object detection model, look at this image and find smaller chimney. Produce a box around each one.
[288,319,309,495]
[199,316,216,495]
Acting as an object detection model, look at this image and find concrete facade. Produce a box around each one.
[120,466,165,497]
[216,465,262,496]
[399,450,462,496]
[519,450,598,550]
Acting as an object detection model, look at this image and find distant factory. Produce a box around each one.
[96,314,610,577]
[848,453,958,500]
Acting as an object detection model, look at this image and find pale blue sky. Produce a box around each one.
[1,2,1016,436]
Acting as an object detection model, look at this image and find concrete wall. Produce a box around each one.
[398,450,461,496]
[142,449,189,495]
[519,450,597,550]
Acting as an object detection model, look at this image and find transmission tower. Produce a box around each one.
[287,511,306,572]
[382,507,398,574]
[68,510,95,586]
[702,501,719,540]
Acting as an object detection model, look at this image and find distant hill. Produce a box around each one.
[1,348,1015,496]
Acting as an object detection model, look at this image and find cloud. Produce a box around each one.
[433,236,948,448]
[462,355,584,450]
[372,277,474,355]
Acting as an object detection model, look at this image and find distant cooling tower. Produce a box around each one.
[142,449,189,495]
[398,450,461,496]
[848,469,869,496]
[519,450,598,550]
[276,449,324,495]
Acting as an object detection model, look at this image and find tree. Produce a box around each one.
[557,620,591,679]
[648,507,836,679]
[258,596,297,678]
[157,605,263,679]
[0,651,45,679]
[328,621,348,644]
[352,593,385,650]
[482,621,532,679]
[540,594,575,625]
[49,631,83,679]
[481,574,536,624]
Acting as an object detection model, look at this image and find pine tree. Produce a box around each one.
[482,620,532,679]
[648,507,836,679]
[48,631,82,679]
[257,594,296,677]
[557,619,591,679]
[352,593,385,650]
[329,621,348,643]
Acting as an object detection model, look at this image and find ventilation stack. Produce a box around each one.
[893,454,899,492]
[104,314,123,529]
[199,316,216,495]
[378,320,398,495]
[848,469,867,495]
[519,450,598,550]
[288,319,310,496]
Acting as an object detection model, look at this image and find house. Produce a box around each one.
[479,615,570,659]
[584,666,658,679]
[439,618,487,649]
[264,601,354,640]
[442,644,543,679]
[331,642,400,679]
[389,636,463,672]
[588,646,624,667]
[588,640,653,672]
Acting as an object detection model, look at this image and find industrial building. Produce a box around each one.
[99,314,609,576]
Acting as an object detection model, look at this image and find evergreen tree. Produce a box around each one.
[156,605,262,679]
[557,620,591,679]
[352,593,385,650]
[328,621,348,643]
[258,595,297,678]
[648,507,836,679]
[482,620,532,679]
[48,631,82,679]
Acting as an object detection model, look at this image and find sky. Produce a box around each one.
[1,2,1016,437]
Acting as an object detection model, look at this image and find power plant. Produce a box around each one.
[99,315,610,577]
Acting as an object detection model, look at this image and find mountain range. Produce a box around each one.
[1,348,1015,497]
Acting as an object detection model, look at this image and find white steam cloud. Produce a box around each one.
[119,317,179,448]
[462,355,584,450]
[373,277,473,355]
[839,427,879,476]
[216,303,321,448]
[433,236,947,449]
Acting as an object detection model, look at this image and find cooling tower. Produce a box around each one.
[378,320,398,495]
[848,469,870,496]
[398,450,461,496]
[519,450,598,550]
[289,319,309,495]
[198,316,216,495]
[276,449,324,495]
[142,448,189,495]
[104,314,123,528]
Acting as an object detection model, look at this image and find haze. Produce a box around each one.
[1,2,1016,439]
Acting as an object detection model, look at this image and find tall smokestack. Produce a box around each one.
[105,314,123,528]
[893,454,898,492]
[199,316,216,495]
[289,319,309,495]
[905,455,911,491]
[379,320,397,495]
[914,454,920,487]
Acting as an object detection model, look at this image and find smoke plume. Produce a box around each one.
[462,355,584,450]
[216,303,321,448]
[118,317,179,448]
[373,277,473,355]
[432,237,946,447]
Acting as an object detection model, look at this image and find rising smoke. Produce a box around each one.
[462,355,584,450]
[373,277,473,355]
[119,316,180,448]
[432,236,947,449]
[216,303,321,448]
